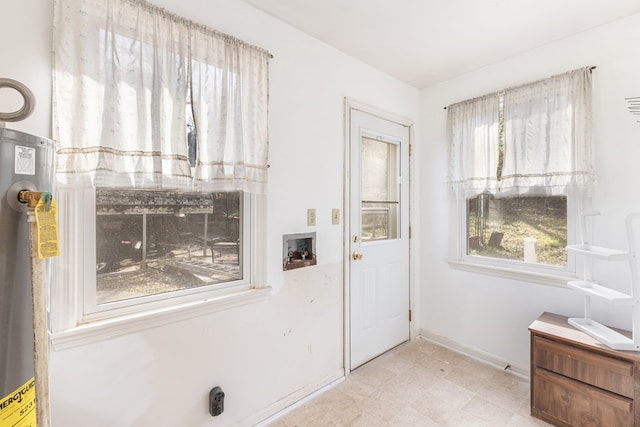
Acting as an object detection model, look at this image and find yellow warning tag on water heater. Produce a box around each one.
[0,377,36,427]
[35,195,60,259]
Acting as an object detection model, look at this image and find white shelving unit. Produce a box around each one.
[566,211,640,351]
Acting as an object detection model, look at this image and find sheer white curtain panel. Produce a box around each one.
[52,0,270,192]
[501,67,594,196]
[53,0,191,188]
[190,28,270,194]
[447,93,501,199]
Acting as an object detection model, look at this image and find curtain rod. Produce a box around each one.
[130,0,273,59]
[443,66,596,110]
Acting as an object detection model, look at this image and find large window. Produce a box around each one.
[467,194,567,267]
[51,0,270,334]
[448,67,595,279]
[95,190,242,305]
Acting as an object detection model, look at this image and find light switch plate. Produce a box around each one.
[307,208,316,226]
[332,208,340,225]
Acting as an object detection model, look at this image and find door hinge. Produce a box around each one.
[409,309,412,322]
[409,226,412,239]
[409,144,412,157]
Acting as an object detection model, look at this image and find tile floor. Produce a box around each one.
[267,339,550,426]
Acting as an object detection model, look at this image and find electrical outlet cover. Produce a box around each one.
[307,208,316,226]
[332,208,340,224]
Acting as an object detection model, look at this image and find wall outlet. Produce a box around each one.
[307,208,316,226]
[332,208,340,225]
[209,386,225,416]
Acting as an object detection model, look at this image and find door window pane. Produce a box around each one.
[361,137,399,242]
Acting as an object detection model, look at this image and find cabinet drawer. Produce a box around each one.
[533,336,634,398]
[533,367,633,426]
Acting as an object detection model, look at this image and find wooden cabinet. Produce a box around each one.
[530,312,640,426]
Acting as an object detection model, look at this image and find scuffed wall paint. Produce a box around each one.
[51,263,345,426]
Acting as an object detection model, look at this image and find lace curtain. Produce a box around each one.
[501,68,594,195]
[447,67,595,199]
[447,93,502,199]
[52,0,270,193]
[189,26,269,191]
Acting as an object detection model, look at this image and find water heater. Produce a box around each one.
[0,127,54,400]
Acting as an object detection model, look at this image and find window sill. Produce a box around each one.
[51,286,272,351]
[448,260,575,287]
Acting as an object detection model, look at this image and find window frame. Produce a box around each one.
[449,189,587,285]
[50,185,269,349]
[86,189,250,321]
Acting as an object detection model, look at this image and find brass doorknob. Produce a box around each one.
[352,251,363,260]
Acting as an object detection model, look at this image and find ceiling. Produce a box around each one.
[240,0,640,88]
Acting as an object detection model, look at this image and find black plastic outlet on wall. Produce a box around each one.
[209,386,225,416]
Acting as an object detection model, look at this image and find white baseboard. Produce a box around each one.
[250,333,529,425]
[247,369,345,427]
[417,329,529,379]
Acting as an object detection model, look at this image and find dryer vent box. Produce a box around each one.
[283,232,316,271]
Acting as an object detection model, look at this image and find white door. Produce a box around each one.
[349,109,410,369]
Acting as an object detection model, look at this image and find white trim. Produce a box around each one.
[251,194,268,288]
[344,97,414,127]
[408,113,418,340]
[248,369,345,427]
[258,333,528,426]
[448,259,575,287]
[51,286,271,350]
[417,330,529,379]
[342,99,352,375]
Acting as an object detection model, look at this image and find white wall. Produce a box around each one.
[0,0,419,426]
[0,1,52,137]
[419,12,640,372]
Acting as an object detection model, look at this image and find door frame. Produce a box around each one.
[343,98,416,374]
